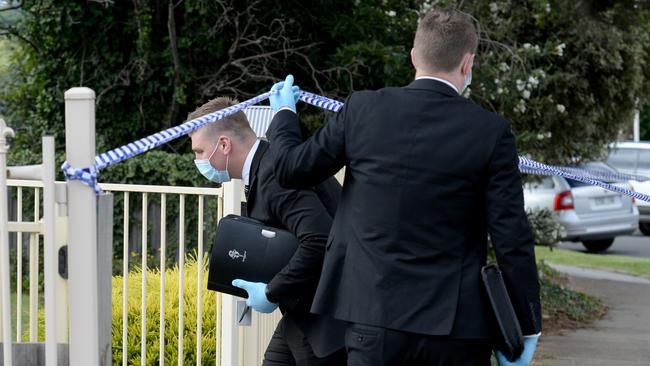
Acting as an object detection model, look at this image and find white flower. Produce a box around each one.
[499,62,509,72]
[490,2,499,13]
[545,3,551,13]
[533,45,541,53]
[546,131,552,138]
[494,78,501,84]
[386,10,396,17]
[516,79,526,91]
[514,99,527,113]
[553,43,566,57]
[556,104,566,113]
[528,76,539,87]
[522,90,531,99]
[497,87,504,94]
[463,87,471,98]
[523,43,532,49]
[537,133,545,140]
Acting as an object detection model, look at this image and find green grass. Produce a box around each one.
[535,247,650,279]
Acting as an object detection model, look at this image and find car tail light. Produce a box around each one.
[554,190,574,210]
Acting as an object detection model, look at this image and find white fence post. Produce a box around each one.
[221,180,242,366]
[0,118,15,366]
[42,135,58,366]
[64,88,100,366]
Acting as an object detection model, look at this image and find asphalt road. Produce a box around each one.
[559,231,650,258]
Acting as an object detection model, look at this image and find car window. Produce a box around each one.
[607,148,638,171]
[566,179,590,188]
[567,161,621,187]
[637,150,650,172]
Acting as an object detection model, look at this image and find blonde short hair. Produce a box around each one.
[413,8,478,73]
[187,97,255,141]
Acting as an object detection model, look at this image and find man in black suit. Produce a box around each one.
[188,97,346,365]
[266,8,541,366]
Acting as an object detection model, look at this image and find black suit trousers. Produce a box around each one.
[263,316,347,366]
[345,323,493,366]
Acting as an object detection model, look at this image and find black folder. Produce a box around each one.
[481,264,525,361]
[207,214,299,298]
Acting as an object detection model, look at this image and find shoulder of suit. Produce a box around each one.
[341,88,403,110]
[348,87,402,99]
[255,147,275,182]
[456,98,510,127]
[346,87,510,128]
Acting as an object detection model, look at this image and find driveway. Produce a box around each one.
[536,266,650,365]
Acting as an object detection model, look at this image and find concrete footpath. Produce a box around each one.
[536,265,650,365]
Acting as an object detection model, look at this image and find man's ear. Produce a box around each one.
[410,48,417,69]
[218,135,232,155]
[461,53,475,76]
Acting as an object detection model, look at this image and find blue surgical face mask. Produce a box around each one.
[461,72,472,94]
[194,144,231,183]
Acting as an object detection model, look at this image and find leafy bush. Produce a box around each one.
[526,208,563,248]
[112,256,219,365]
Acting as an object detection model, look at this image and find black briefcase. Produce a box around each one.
[481,264,525,361]
[207,214,299,298]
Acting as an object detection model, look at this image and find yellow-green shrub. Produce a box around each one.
[112,256,221,365]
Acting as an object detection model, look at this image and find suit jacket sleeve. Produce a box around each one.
[266,95,350,189]
[486,122,542,335]
[264,182,333,310]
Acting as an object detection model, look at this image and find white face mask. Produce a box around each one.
[194,144,231,183]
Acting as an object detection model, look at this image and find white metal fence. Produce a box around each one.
[0,92,284,366]
[103,183,225,366]
[2,179,283,366]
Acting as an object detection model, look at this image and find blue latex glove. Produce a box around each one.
[496,334,540,366]
[269,74,300,112]
[231,279,278,314]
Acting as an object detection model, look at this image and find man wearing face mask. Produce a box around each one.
[265,8,541,366]
[188,97,347,365]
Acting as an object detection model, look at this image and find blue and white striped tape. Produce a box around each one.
[61,161,102,194]
[61,88,650,202]
[299,90,344,112]
[519,157,650,202]
[558,166,649,183]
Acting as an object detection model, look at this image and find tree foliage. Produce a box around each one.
[459,0,650,163]
[1,0,649,185]
[640,104,650,140]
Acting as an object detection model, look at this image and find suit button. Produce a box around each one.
[357,335,363,342]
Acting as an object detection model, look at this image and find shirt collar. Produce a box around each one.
[415,76,459,94]
[242,139,261,186]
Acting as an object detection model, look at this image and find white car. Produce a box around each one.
[523,162,639,252]
[607,141,650,235]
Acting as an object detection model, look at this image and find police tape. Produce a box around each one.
[61,89,650,202]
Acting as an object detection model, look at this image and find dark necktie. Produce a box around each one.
[244,184,250,198]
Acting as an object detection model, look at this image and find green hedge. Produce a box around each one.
[112,256,220,365]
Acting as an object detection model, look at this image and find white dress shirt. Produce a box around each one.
[415,76,459,94]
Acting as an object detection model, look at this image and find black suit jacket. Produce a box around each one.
[245,140,345,356]
[266,79,542,338]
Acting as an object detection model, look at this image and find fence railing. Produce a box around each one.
[100,182,224,366]
[3,178,283,366]
[1,94,284,366]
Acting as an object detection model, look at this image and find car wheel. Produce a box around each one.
[640,223,650,236]
[582,238,614,253]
